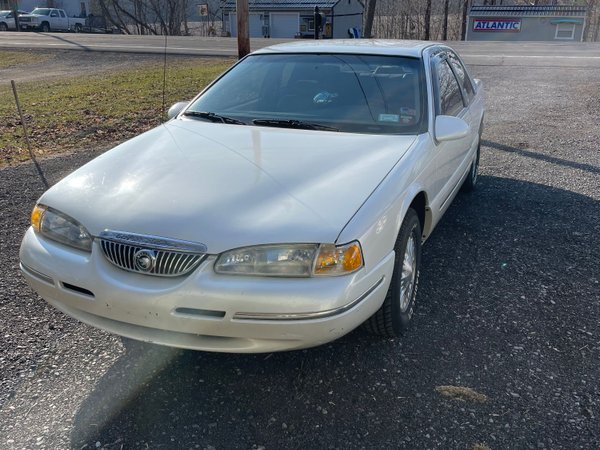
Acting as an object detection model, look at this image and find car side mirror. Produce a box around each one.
[167,101,189,120]
[435,115,470,142]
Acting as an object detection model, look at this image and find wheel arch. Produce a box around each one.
[408,191,432,241]
[395,184,431,242]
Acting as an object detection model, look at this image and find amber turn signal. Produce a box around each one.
[31,204,47,232]
[314,241,363,276]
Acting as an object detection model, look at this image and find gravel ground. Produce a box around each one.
[0,53,599,449]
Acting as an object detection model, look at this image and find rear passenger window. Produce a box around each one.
[448,52,475,103]
[435,59,464,116]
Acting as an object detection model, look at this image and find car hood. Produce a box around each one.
[40,120,416,253]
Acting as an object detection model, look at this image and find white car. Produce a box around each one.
[0,10,19,31]
[18,7,85,32]
[20,40,484,353]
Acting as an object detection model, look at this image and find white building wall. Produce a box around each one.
[332,0,364,38]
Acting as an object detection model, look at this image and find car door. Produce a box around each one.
[430,51,472,211]
[48,10,59,28]
[58,10,69,30]
[5,12,15,30]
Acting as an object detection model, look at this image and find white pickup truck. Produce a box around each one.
[18,8,86,32]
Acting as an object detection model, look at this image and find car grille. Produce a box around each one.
[99,231,207,277]
[19,17,31,22]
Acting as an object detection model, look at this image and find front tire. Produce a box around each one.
[74,23,82,33]
[364,208,422,337]
[40,22,50,32]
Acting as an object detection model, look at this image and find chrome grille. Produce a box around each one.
[99,230,207,277]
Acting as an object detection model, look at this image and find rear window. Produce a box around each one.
[188,53,427,135]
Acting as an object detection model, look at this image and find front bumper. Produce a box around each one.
[19,23,39,30]
[20,228,394,353]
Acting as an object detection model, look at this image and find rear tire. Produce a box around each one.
[0,22,8,32]
[364,208,422,337]
[462,142,480,192]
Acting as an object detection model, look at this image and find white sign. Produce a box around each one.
[198,4,209,17]
[473,19,521,32]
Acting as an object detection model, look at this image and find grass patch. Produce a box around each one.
[0,50,52,69]
[0,57,234,166]
[435,385,488,403]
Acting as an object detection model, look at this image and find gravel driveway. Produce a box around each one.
[1,54,599,449]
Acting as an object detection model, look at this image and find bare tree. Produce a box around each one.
[461,0,469,41]
[442,0,449,40]
[424,0,432,40]
[364,0,377,38]
[583,0,597,41]
[97,0,189,35]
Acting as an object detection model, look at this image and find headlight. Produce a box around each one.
[214,241,363,277]
[31,204,93,252]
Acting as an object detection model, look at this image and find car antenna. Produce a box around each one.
[10,80,49,189]
[161,33,168,117]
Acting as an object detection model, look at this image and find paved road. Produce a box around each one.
[1,32,600,66]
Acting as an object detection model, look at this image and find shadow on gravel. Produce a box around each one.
[482,139,600,175]
[70,176,600,449]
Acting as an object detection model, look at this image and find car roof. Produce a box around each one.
[253,39,442,58]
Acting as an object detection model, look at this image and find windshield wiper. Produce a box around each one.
[182,111,246,125]
[252,119,338,132]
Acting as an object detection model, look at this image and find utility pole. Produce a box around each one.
[236,0,250,59]
[11,0,20,32]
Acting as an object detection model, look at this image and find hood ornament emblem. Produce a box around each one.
[134,249,157,273]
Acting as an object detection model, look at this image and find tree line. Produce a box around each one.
[92,0,599,42]
[365,0,599,42]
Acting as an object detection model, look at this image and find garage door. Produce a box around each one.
[270,12,299,38]
[229,13,263,37]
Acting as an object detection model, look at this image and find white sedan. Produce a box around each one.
[20,40,484,353]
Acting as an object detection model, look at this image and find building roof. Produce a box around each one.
[469,5,587,18]
[253,39,438,58]
[221,0,339,11]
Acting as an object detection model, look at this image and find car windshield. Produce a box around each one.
[0,10,10,17]
[31,8,51,15]
[187,53,426,135]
